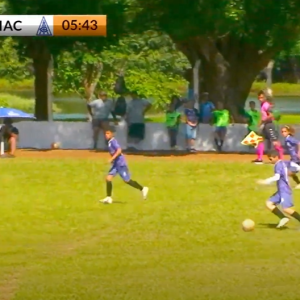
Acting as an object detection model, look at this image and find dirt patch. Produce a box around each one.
[14,149,265,162]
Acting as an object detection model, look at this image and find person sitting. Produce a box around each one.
[0,118,18,156]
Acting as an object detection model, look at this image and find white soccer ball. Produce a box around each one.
[242,219,255,232]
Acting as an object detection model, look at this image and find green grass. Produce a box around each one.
[0,93,61,113]
[1,156,300,299]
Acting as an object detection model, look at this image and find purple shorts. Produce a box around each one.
[269,192,293,209]
[108,164,131,181]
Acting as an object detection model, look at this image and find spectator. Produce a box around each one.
[125,91,151,150]
[199,92,215,123]
[184,100,199,152]
[0,118,18,156]
[87,91,117,150]
[165,98,181,150]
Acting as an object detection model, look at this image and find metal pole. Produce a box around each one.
[193,59,201,110]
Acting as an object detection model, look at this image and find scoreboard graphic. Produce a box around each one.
[0,15,106,36]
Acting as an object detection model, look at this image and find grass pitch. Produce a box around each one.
[1,153,300,300]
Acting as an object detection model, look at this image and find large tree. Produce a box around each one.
[6,0,126,120]
[133,0,300,113]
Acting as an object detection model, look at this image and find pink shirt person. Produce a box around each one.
[261,101,271,121]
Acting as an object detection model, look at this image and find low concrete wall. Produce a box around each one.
[15,121,294,152]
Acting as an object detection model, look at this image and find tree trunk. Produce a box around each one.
[265,60,274,88]
[175,34,272,119]
[28,39,52,121]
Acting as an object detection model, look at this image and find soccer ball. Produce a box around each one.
[51,142,60,149]
[242,219,255,232]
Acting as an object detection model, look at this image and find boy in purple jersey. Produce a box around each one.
[257,150,300,228]
[281,125,300,188]
[100,127,149,204]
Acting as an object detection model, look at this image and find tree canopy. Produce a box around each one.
[132,0,300,113]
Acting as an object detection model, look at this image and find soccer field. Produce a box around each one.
[1,151,300,300]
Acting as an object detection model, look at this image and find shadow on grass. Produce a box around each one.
[257,223,289,230]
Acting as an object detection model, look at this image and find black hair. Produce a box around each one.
[249,101,255,105]
[106,125,116,133]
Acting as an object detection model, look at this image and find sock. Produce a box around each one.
[214,138,219,147]
[126,179,143,190]
[275,144,284,159]
[291,174,300,185]
[220,140,224,148]
[256,142,264,160]
[271,207,286,219]
[106,180,112,196]
[291,211,300,222]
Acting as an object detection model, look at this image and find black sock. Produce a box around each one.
[214,138,219,146]
[292,174,300,184]
[291,211,300,222]
[126,179,143,190]
[220,140,224,147]
[271,207,286,219]
[106,180,112,196]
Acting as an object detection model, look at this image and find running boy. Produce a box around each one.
[165,100,181,150]
[254,91,283,164]
[100,127,149,204]
[212,102,233,152]
[281,125,300,188]
[184,100,199,152]
[257,150,300,228]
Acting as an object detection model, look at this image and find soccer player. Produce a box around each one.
[212,102,233,152]
[254,91,283,164]
[281,125,300,188]
[100,127,149,204]
[257,150,300,229]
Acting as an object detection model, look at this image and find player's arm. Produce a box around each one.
[258,164,281,184]
[258,173,280,185]
[87,101,94,117]
[111,147,122,161]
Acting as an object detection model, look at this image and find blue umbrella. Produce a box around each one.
[0,107,35,123]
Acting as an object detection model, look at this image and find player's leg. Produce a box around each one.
[189,126,196,152]
[267,123,283,159]
[185,125,192,151]
[280,194,300,224]
[100,167,117,204]
[218,127,227,151]
[253,127,265,164]
[288,163,300,188]
[92,120,100,150]
[119,166,149,200]
[214,127,221,151]
[266,193,289,228]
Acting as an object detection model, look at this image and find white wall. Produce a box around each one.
[15,121,296,152]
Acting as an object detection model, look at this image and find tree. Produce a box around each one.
[132,0,300,114]
[6,0,127,120]
[55,31,189,109]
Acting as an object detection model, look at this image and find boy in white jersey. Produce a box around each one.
[257,150,300,228]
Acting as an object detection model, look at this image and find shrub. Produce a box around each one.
[0,93,61,113]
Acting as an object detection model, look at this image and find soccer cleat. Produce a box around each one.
[252,159,263,164]
[295,184,300,189]
[142,187,149,200]
[276,217,290,229]
[99,197,113,204]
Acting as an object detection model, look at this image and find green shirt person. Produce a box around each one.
[165,103,181,149]
[212,102,233,152]
[241,101,261,133]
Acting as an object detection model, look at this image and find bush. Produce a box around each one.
[0,78,34,90]
[0,93,61,113]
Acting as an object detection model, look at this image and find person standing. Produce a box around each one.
[184,100,199,152]
[199,92,215,124]
[165,100,181,150]
[87,91,117,150]
[125,91,151,150]
[0,118,18,156]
